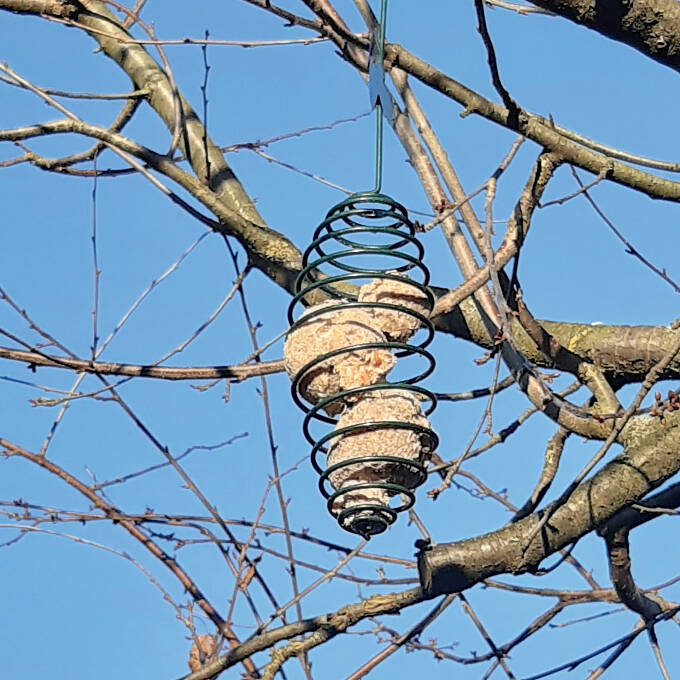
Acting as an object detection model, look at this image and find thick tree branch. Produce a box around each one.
[0,0,303,291]
[418,411,680,596]
[442,303,680,384]
[1,0,77,15]
[528,0,680,75]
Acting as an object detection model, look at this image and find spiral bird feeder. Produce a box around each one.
[284,0,438,539]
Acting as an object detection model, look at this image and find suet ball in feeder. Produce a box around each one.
[284,300,395,410]
[327,390,432,531]
[359,273,430,342]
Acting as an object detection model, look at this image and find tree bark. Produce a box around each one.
[419,411,680,596]
[529,0,680,74]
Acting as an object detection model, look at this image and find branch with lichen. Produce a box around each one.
[418,409,680,595]
[179,588,425,680]
[527,0,680,76]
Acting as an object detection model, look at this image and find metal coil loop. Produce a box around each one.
[285,192,438,538]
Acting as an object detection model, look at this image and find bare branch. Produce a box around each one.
[343,594,456,680]
[0,346,283,381]
[0,437,253,667]
[602,526,665,622]
[179,588,426,680]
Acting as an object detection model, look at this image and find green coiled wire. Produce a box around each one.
[287,192,438,538]
[286,1,438,539]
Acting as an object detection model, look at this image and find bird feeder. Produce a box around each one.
[284,0,438,538]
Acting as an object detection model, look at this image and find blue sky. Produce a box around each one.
[2,2,680,679]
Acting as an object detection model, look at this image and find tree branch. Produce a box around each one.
[179,588,426,680]
[0,0,303,290]
[292,0,680,201]
[1,0,77,16]
[528,0,680,75]
[602,525,664,622]
[0,346,283,381]
[386,43,680,202]
[418,410,680,596]
[0,437,257,677]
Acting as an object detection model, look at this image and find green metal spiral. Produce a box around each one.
[286,192,438,538]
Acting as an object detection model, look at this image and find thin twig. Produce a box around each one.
[0,73,148,99]
[343,594,456,680]
[460,593,516,679]
[90,154,100,359]
[434,374,515,401]
[223,236,312,679]
[44,16,328,47]
[571,166,680,294]
[648,627,672,680]
[474,0,520,125]
[483,0,554,14]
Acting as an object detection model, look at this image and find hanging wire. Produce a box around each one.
[370,0,388,193]
[374,97,383,193]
